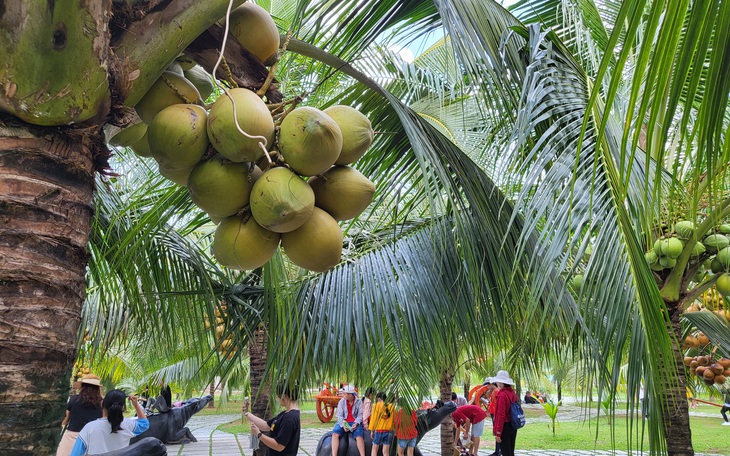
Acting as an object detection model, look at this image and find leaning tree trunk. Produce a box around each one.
[0,123,95,455]
[250,323,271,456]
[664,303,694,456]
[439,368,455,456]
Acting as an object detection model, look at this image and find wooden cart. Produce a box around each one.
[313,382,344,423]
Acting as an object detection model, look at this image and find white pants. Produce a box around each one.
[56,430,79,456]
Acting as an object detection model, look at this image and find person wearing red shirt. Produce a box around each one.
[451,404,487,456]
[331,385,365,456]
[483,381,501,456]
[491,370,519,456]
[393,400,418,456]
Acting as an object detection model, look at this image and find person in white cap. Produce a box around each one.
[331,385,366,456]
[491,370,519,456]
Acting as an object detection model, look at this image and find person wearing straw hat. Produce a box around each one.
[69,389,148,456]
[56,374,103,456]
[490,371,519,456]
[331,385,366,456]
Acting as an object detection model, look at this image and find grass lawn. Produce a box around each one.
[516,416,728,454]
[212,399,730,454]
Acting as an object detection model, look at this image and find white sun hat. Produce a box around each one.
[492,370,515,386]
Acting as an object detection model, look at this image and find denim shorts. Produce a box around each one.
[471,419,485,438]
[397,437,417,448]
[333,422,365,438]
[372,430,391,445]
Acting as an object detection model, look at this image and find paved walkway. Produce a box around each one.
[166,408,727,456]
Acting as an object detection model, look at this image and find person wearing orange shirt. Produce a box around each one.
[394,400,418,456]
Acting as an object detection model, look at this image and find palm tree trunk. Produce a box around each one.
[439,368,455,456]
[250,323,270,456]
[0,123,95,455]
[209,383,215,408]
[664,305,694,456]
[557,381,562,402]
[463,372,470,399]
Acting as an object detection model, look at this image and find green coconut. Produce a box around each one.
[645,250,658,266]
[674,220,695,239]
[281,206,343,272]
[660,237,684,259]
[720,224,730,235]
[130,128,153,157]
[188,157,261,218]
[109,122,147,148]
[213,215,280,270]
[324,105,374,165]
[704,234,730,253]
[711,258,724,274]
[250,167,315,233]
[228,3,280,65]
[693,270,706,283]
[571,274,583,289]
[147,104,209,170]
[279,107,343,176]
[183,65,215,101]
[158,163,194,187]
[208,88,274,163]
[659,256,677,269]
[717,247,730,270]
[653,239,663,256]
[135,71,201,124]
[650,261,665,272]
[691,242,706,257]
[717,273,730,297]
[308,166,375,220]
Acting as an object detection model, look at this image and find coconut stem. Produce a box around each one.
[257,62,278,97]
[220,57,239,88]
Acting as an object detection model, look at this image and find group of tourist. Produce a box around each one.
[452,370,519,456]
[58,371,521,456]
[56,374,149,456]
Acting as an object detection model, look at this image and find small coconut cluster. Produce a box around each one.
[205,304,239,359]
[683,355,730,386]
[109,4,375,273]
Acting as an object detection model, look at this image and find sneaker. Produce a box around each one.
[722,421,730,426]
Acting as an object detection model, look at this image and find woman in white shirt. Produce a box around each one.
[70,389,149,455]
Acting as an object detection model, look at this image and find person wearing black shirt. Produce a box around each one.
[244,382,301,456]
[56,374,103,456]
[523,391,539,404]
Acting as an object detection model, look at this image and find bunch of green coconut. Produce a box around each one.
[643,220,730,290]
[108,4,375,273]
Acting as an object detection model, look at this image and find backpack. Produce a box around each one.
[509,400,526,429]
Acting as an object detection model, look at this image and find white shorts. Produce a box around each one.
[471,419,485,438]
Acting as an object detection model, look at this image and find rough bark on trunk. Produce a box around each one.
[209,383,216,408]
[664,306,694,456]
[250,323,270,456]
[463,372,470,399]
[0,124,95,455]
[439,369,455,456]
[557,381,562,402]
